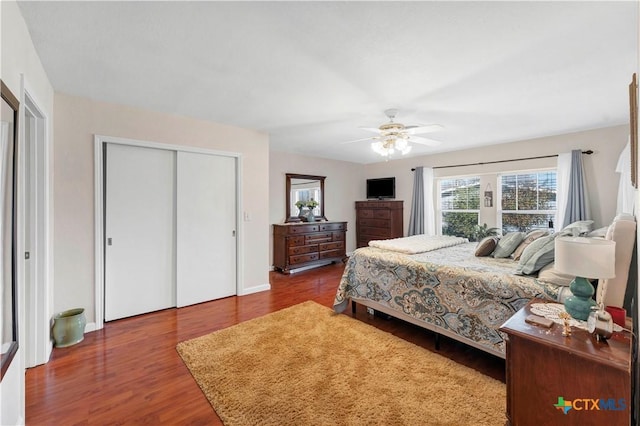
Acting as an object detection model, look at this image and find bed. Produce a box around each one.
[333,217,636,359]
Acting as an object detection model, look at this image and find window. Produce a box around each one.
[292,187,321,216]
[499,171,556,233]
[439,177,480,239]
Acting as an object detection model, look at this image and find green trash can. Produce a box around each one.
[52,308,86,348]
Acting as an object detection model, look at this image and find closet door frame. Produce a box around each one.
[93,135,243,331]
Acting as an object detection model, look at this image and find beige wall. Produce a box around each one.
[364,125,629,233]
[269,126,628,265]
[269,152,363,263]
[54,93,270,325]
[1,1,55,424]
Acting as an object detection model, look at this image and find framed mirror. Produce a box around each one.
[285,173,327,223]
[1,80,19,380]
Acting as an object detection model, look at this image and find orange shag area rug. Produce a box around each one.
[176,301,505,425]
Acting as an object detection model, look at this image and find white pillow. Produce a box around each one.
[562,220,594,236]
[587,226,608,238]
[537,262,574,287]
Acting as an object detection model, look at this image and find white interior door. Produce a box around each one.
[105,144,176,321]
[176,152,236,307]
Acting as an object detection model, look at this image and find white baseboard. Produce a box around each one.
[239,283,271,295]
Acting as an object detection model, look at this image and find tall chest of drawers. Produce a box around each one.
[355,200,403,248]
[273,221,347,274]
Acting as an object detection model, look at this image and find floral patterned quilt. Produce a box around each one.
[333,243,564,357]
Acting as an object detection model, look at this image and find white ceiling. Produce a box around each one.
[17,1,638,164]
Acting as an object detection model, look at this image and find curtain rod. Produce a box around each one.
[411,150,594,171]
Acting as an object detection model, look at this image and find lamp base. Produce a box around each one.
[564,276,596,321]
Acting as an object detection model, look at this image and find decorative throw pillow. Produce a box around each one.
[515,234,556,275]
[492,232,525,258]
[511,229,548,261]
[562,220,594,236]
[475,236,499,257]
[587,226,608,238]
[537,262,575,286]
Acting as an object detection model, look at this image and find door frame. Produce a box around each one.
[94,135,243,330]
[20,77,52,367]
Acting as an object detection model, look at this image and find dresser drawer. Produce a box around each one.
[357,239,370,248]
[372,210,391,219]
[319,241,344,251]
[319,249,345,259]
[320,222,345,232]
[287,224,320,234]
[332,231,344,241]
[360,228,392,238]
[305,232,332,244]
[288,245,317,256]
[358,218,390,228]
[358,209,392,220]
[356,201,396,209]
[288,236,305,246]
[290,252,319,265]
[357,209,375,219]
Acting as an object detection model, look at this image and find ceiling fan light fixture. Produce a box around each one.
[353,109,443,158]
[371,137,412,157]
[371,141,387,156]
[395,138,408,151]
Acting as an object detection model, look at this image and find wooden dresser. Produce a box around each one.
[355,200,403,248]
[499,300,632,426]
[273,221,347,274]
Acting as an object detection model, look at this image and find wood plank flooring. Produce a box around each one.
[26,263,504,425]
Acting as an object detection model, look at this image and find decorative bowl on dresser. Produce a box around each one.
[273,221,347,274]
[355,200,403,248]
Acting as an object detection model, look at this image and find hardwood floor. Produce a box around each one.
[26,263,504,425]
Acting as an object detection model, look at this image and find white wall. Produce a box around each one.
[269,151,363,263]
[364,125,629,234]
[53,93,270,326]
[1,1,55,425]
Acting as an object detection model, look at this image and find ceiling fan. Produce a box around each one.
[343,108,443,157]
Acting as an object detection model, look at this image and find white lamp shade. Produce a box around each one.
[554,237,616,279]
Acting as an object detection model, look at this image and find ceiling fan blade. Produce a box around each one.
[340,136,376,145]
[408,135,442,146]
[405,124,444,135]
[358,126,382,134]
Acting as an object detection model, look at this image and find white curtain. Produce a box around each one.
[616,140,636,215]
[555,152,571,232]
[424,167,436,235]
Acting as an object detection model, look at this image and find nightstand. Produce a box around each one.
[499,299,632,426]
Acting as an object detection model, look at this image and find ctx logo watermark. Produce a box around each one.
[554,396,627,414]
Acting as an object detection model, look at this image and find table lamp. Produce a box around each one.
[554,237,616,321]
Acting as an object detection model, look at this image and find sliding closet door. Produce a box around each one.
[104,144,176,321]
[176,152,236,307]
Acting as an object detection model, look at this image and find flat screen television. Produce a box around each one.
[366,177,395,199]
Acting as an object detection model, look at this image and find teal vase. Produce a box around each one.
[564,277,596,321]
[52,308,86,348]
